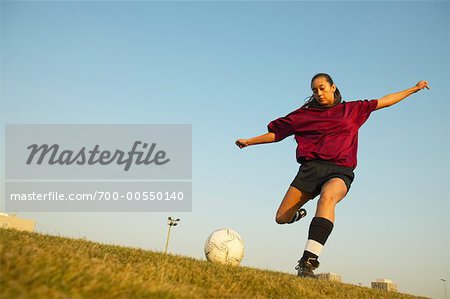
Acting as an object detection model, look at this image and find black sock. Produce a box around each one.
[302,217,334,262]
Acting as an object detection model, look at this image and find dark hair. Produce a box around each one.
[301,73,342,108]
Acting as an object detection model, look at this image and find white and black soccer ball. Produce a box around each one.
[204,228,245,266]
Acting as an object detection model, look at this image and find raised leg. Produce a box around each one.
[276,186,312,224]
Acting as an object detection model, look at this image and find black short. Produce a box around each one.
[290,160,355,198]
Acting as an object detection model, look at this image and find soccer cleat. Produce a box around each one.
[295,257,319,279]
[288,208,307,224]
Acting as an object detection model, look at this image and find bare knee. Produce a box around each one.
[275,212,289,224]
[317,192,337,206]
[317,192,341,208]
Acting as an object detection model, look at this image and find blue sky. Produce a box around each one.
[1,1,449,298]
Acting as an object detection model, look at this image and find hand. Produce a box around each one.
[416,80,430,91]
[235,139,249,149]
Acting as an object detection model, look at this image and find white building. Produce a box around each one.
[317,272,341,282]
[0,213,36,232]
[371,279,397,292]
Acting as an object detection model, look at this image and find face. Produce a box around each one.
[311,76,336,107]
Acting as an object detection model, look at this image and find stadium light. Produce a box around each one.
[164,217,180,254]
[441,279,448,299]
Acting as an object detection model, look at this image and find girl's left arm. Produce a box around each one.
[375,80,430,110]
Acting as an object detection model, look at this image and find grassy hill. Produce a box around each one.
[0,228,424,299]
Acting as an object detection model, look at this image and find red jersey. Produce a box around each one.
[267,99,378,169]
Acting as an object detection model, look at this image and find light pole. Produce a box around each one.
[164,217,180,254]
[441,279,448,299]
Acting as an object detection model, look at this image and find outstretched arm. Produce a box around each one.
[375,80,430,110]
[235,132,276,149]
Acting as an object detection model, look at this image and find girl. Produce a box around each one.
[235,73,429,278]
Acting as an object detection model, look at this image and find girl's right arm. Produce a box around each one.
[235,132,276,149]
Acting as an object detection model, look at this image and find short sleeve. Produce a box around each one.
[267,113,297,142]
[352,99,378,127]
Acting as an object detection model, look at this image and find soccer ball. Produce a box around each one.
[204,228,245,266]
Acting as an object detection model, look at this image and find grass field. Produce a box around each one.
[0,228,425,299]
